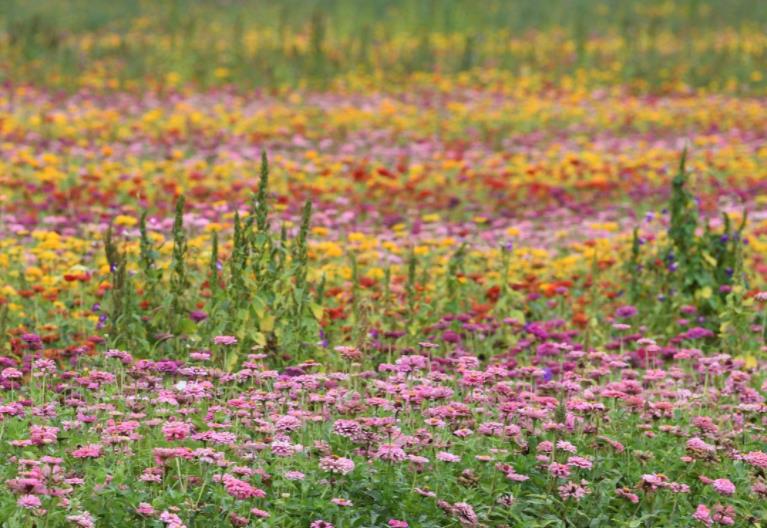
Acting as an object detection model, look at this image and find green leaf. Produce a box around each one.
[250,331,267,346]
[260,314,275,332]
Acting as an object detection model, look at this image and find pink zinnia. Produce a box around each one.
[452,502,479,527]
[160,511,187,528]
[1,367,22,380]
[712,478,735,496]
[163,421,193,441]
[222,474,266,500]
[687,437,716,455]
[693,504,711,526]
[375,444,407,463]
[213,335,238,346]
[250,508,270,518]
[17,494,41,509]
[436,451,461,463]
[319,456,355,475]
[66,512,96,528]
[567,456,592,470]
[616,487,639,503]
[72,444,102,459]
[29,425,59,445]
[745,451,767,469]
[548,462,571,478]
[136,503,155,516]
[558,480,591,502]
[712,504,736,526]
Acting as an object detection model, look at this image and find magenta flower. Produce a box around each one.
[162,421,193,441]
[222,474,266,500]
[615,305,638,318]
[548,462,571,478]
[72,444,103,459]
[436,451,460,463]
[213,335,238,346]
[136,503,155,516]
[744,451,767,469]
[1,367,22,380]
[319,456,355,475]
[693,504,712,526]
[66,512,96,528]
[17,494,42,509]
[711,479,735,496]
[160,511,187,528]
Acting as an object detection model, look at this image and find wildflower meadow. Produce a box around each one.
[2,1,767,527]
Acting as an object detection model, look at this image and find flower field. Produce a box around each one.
[3,1,767,527]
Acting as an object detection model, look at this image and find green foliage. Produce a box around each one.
[103,224,140,346]
[3,0,767,91]
[98,153,322,366]
[170,195,189,318]
[629,150,749,335]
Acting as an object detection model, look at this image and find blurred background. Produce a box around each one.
[1,0,766,93]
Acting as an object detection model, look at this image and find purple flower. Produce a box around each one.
[442,330,461,344]
[189,310,208,323]
[682,327,714,340]
[615,305,638,318]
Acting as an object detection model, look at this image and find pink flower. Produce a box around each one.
[536,441,553,453]
[558,479,591,502]
[687,437,716,456]
[712,504,735,526]
[548,462,571,478]
[222,474,266,500]
[744,451,767,469]
[17,494,41,509]
[160,511,187,528]
[567,456,592,470]
[436,451,461,463]
[66,512,96,528]
[452,502,479,527]
[693,504,712,526]
[72,444,102,459]
[162,421,193,441]
[712,479,735,496]
[388,521,408,528]
[375,444,407,463]
[616,487,639,503]
[136,503,155,516]
[271,439,302,457]
[213,335,238,346]
[1,367,23,380]
[250,508,270,518]
[506,471,530,482]
[310,521,334,528]
[319,456,355,475]
[29,425,58,446]
[640,473,668,490]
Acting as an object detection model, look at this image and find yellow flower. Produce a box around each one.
[114,215,138,227]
